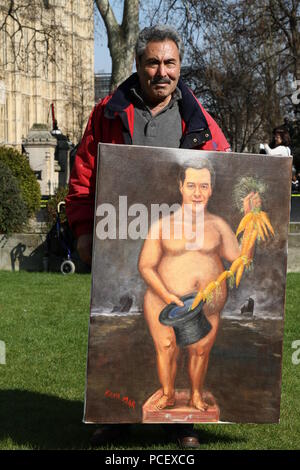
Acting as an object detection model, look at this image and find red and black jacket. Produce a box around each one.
[66,73,230,238]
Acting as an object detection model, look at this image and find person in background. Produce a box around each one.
[262,127,291,157]
[292,167,300,193]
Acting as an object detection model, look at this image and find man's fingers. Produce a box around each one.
[244,192,262,213]
[175,297,185,307]
[169,295,184,307]
[244,192,254,201]
[251,193,262,208]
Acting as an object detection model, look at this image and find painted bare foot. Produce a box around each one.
[189,393,209,411]
[154,394,175,410]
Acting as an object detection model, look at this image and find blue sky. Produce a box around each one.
[94,40,111,73]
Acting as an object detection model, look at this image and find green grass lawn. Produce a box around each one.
[0,271,299,450]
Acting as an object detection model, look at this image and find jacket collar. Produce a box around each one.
[104,73,139,118]
[104,73,209,134]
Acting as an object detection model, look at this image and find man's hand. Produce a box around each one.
[166,294,184,307]
[243,191,261,214]
[77,233,93,266]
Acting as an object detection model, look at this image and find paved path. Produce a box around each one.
[288,247,300,273]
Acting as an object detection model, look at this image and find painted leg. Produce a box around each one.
[143,290,179,410]
[188,352,210,410]
[187,312,220,410]
[155,340,179,410]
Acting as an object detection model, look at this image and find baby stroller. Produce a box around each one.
[45,201,76,274]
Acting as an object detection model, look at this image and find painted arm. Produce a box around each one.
[219,192,262,262]
[138,227,184,307]
[218,219,241,263]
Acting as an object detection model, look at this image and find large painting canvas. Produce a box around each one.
[84,143,291,424]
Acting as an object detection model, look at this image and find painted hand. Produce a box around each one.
[243,191,261,214]
[166,294,184,307]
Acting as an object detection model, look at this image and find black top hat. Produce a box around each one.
[159,293,212,347]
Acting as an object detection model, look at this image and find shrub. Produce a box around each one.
[0,161,28,234]
[0,146,41,218]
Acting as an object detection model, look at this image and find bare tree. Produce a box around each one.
[145,0,299,151]
[0,0,65,73]
[264,0,300,82]
[95,0,140,91]
[262,0,300,126]
[65,52,95,142]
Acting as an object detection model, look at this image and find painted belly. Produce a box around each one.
[157,252,228,312]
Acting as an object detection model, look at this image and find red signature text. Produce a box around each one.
[105,389,136,409]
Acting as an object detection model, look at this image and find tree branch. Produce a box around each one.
[121,0,140,49]
[95,0,119,38]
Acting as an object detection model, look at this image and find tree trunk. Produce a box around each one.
[95,0,140,92]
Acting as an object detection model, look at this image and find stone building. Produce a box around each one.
[22,123,71,196]
[0,0,94,148]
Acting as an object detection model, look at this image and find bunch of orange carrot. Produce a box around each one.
[191,209,275,310]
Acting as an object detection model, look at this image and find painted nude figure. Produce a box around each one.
[138,158,260,411]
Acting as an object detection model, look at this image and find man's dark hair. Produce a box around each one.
[178,159,216,189]
[135,25,184,62]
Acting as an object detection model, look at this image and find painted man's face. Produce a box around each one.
[180,168,212,212]
[136,40,181,105]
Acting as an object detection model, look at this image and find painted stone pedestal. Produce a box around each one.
[142,389,220,423]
